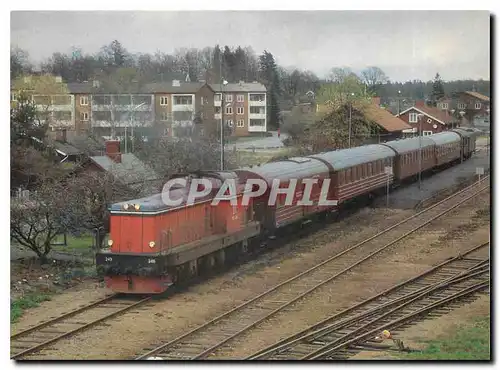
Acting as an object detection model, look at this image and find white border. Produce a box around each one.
[5,4,496,369]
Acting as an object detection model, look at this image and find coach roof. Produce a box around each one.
[427,131,461,146]
[236,157,330,185]
[381,136,435,154]
[309,144,395,171]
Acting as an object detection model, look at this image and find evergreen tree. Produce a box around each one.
[259,50,281,130]
[431,73,445,106]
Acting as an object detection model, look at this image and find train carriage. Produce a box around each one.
[381,136,436,182]
[309,144,396,204]
[235,157,332,232]
[427,131,462,167]
[452,128,480,160]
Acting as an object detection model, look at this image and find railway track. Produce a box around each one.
[247,242,490,360]
[11,294,152,359]
[134,177,489,360]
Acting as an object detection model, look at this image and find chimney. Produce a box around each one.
[105,140,122,164]
[371,96,381,106]
[415,100,425,108]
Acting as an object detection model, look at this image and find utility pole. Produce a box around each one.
[348,92,354,148]
[418,114,423,190]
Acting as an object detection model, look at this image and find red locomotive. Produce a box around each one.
[96,129,480,294]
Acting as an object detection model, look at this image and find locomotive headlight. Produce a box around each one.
[149,241,155,248]
[107,239,113,246]
[123,203,129,210]
[134,204,141,211]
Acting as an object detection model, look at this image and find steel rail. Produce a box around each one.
[11,295,152,359]
[135,181,488,360]
[246,242,489,360]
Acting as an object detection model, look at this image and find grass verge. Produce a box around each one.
[401,315,490,360]
[11,293,53,323]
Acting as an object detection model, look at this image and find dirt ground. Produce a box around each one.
[10,256,99,303]
[14,190,490,360]
[350,293,491,360]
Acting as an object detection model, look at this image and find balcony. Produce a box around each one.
[91,120,153,128]
[249,94,266,107]
[249,113,266,120]
[248,119,266,133]
[172,104,195,112]
[91,104,153,112]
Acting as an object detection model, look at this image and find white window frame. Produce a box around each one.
[409,113,418,123]
[440,103,448,109]
[215,106,221,114]
[160,96,168,106]
[237,94,244,102]
[423,131,433,136]
[457,103,466,110]
[215,94,222,102]
[80,96,88,106]
[160,112,168,121]
[237,107,244,115]
[237,119,245,128]
[226,106,233,114]
[225,94,233,103]
[81,112,89,121]
[475,102,481,109]
[226,119,233,127]
[11,93,17,102]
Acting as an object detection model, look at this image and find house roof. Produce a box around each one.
[89,154,160,191]
[52,142,84,156]
[363,103,412,132]
[209,82,266,93]
[464,91,490,102]
[398,106,456,125]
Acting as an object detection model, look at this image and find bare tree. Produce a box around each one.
[361,66,389,94]
[11,181,80,263]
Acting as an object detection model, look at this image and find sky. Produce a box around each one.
[10,10,491,82]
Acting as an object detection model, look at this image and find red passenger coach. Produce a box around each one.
[381,136,436,182]
[236,157,332,232]
[309,144,396,204]
[427,132,462,167]
[96,171,260,294]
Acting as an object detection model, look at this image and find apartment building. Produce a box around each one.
[11,75,75,130]
[210,81,267,137]
[145,81,215,137]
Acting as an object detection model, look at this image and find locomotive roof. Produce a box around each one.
[309,144,395,171]
[236,157,330,184]
[381,136,435,154]
[427,131,461,145]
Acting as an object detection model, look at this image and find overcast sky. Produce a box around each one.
[11,11,490,82]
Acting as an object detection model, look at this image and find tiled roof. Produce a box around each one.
[89,154,160,191]
[209,82,266,93]
[464,91,490,102]
[364,103,412,132]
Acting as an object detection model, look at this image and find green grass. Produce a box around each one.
[401,315,490,360]
[11,293,52,323]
